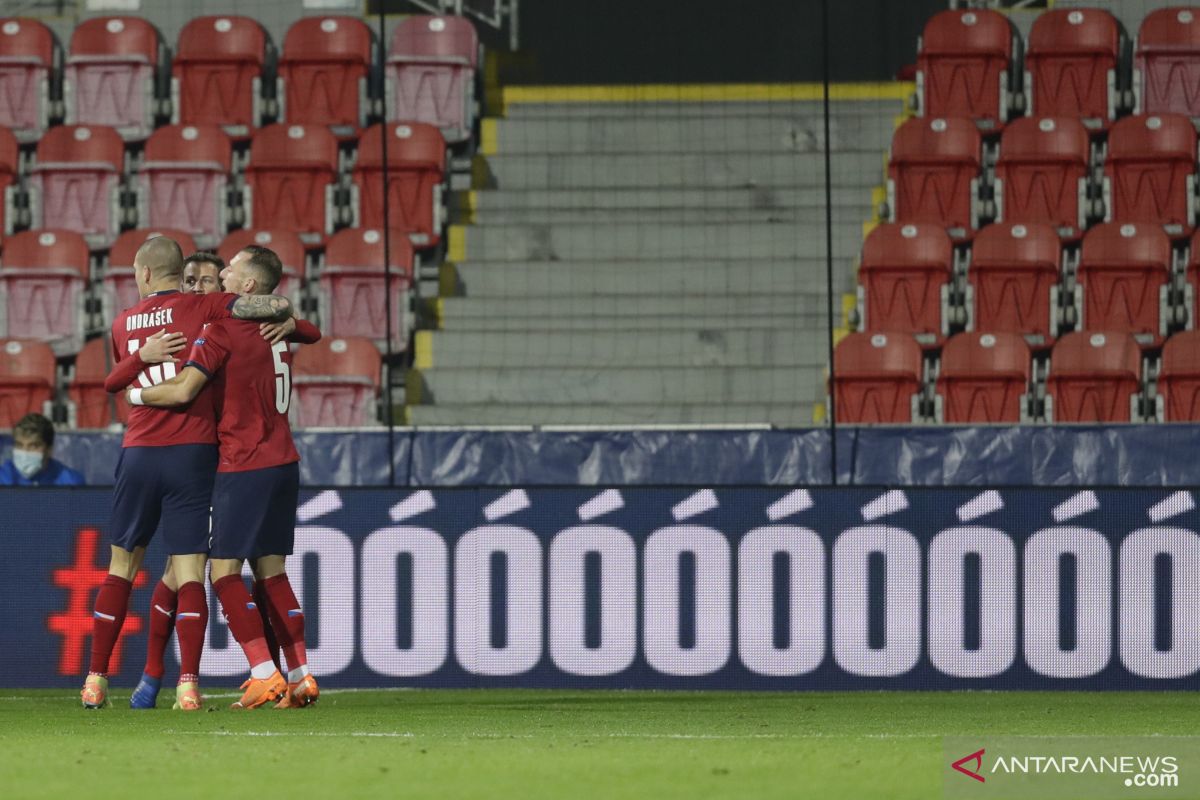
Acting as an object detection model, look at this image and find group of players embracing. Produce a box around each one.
[80,235,321,711]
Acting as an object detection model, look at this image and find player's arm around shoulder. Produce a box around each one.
[231,293,293,322]
[127,366,208,408]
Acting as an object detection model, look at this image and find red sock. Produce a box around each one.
[88,575,133,676]
[212,575,272,671]
[253,581,283,672]
[261,574,308,676]
[174,581,208,680]
[143,580,177,680]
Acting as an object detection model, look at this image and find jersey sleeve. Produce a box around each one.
[289,318,323,345]
[185,321,233,379]
[104,350,146,393]
[198,291,240,323]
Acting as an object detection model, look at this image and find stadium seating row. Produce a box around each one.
[834,328,1200,424]
[0,120,447,251]
[0,14,479,143]
[917,6,1200,130]
[0,332,382,430]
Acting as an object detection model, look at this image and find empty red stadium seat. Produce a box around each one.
[1103,113,1197,236]
[0,230,89,355]
[1046,331,1142,422]
[245,124,339,246]
[68,336,128,428]
[218,229,305,304]
[134,124,232,247]
[386,15,479,144]
[0,125,20,241]
[858,223,953,346]
[935,332,1032,423]
[1135,8,1200,118]
[172,16,268,140]
[64,16,162,140]
[104,229,197,320]
[352,122,446,247]
[1077,222,1172,346]
[1157,330,1200,421]
[916,9,1017,130]
[292,335,381,427]
[832,332,923,424]
[317,227,414,351]
[29,124,125,249]
[1026,8,1124,129]
[279,17,373,140]
[995,116,1092,240]
[887,116,982,240]
[0,18,57,141]
[0,338,55,426]
[968,222,1063,346]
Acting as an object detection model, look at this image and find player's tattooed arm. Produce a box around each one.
[230,294,293,322]
[126,366,209,407]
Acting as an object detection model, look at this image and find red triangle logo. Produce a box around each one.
[952,748,986,783]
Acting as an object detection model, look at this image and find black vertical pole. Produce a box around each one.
[377,6,397,488]
[820,0,838,486]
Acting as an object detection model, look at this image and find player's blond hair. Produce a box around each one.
[135,236,184,281]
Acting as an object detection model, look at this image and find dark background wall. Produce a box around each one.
[376,0,946,84]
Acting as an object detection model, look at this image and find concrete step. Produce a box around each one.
[459,186,876,213]
[476,152,884,190]
[407,366,822,406]
[502,100,905,119]
[406,402,816,427]
[419,328,832,368]
[439,293,834,321]
[435,313,831,332]
[451,221,861,261]
[487,115,896,155]
[446,260,848,297]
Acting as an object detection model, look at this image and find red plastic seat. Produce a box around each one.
[244,123,339,246]
[68,336,128,428]
[1077,222,1172,346]
[995,116,1092,240]
[832,332,923,424]
[887,116,982,240]
[857,223,953,346]
[1046,331,1142,422]
[0,338,55,426]
[64,16,161,140]
[968,222,1063,346]
[172,15,268,140]
[279,17,373,140]
[1026,8,1124,130]
[318,227,414,352]
[29,124,125,249]
[352,122,446,247]
[134,124,231,248]
[1135,8,1200,118]
[386,15,479,144]
[1103,113,1197,236]
[0,18,57,141]
[0,125,20,242]
[0,230,89,355]
[218,229,305,304]
[1158,330,1200,421]
[292,335,381,427]
[935,332,1032,423]
[104,229,197,320]
[916,9,1016,130]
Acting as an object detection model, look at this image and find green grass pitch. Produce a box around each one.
[1,689,1196,799]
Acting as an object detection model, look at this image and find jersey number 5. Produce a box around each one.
[272,341,291,414]
[128,338,177,387]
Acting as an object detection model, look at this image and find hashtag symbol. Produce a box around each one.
[47,527,147,675]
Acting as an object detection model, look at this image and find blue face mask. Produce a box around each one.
[12,449,45,479]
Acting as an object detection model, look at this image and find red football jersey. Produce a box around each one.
[185,317,300,473]
[111,290,239,448]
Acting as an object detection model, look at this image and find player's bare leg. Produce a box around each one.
[81,545,147,708]
[171,553,208,711]
[254,556,317,708]
[210,558,286,708]
[131,557,179,709]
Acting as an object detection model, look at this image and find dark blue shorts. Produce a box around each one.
[109,444,218,555]
[209,461,300,560]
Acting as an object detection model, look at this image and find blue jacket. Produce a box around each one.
[0,458,85,486]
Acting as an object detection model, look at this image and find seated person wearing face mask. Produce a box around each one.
[0,413,85,486]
